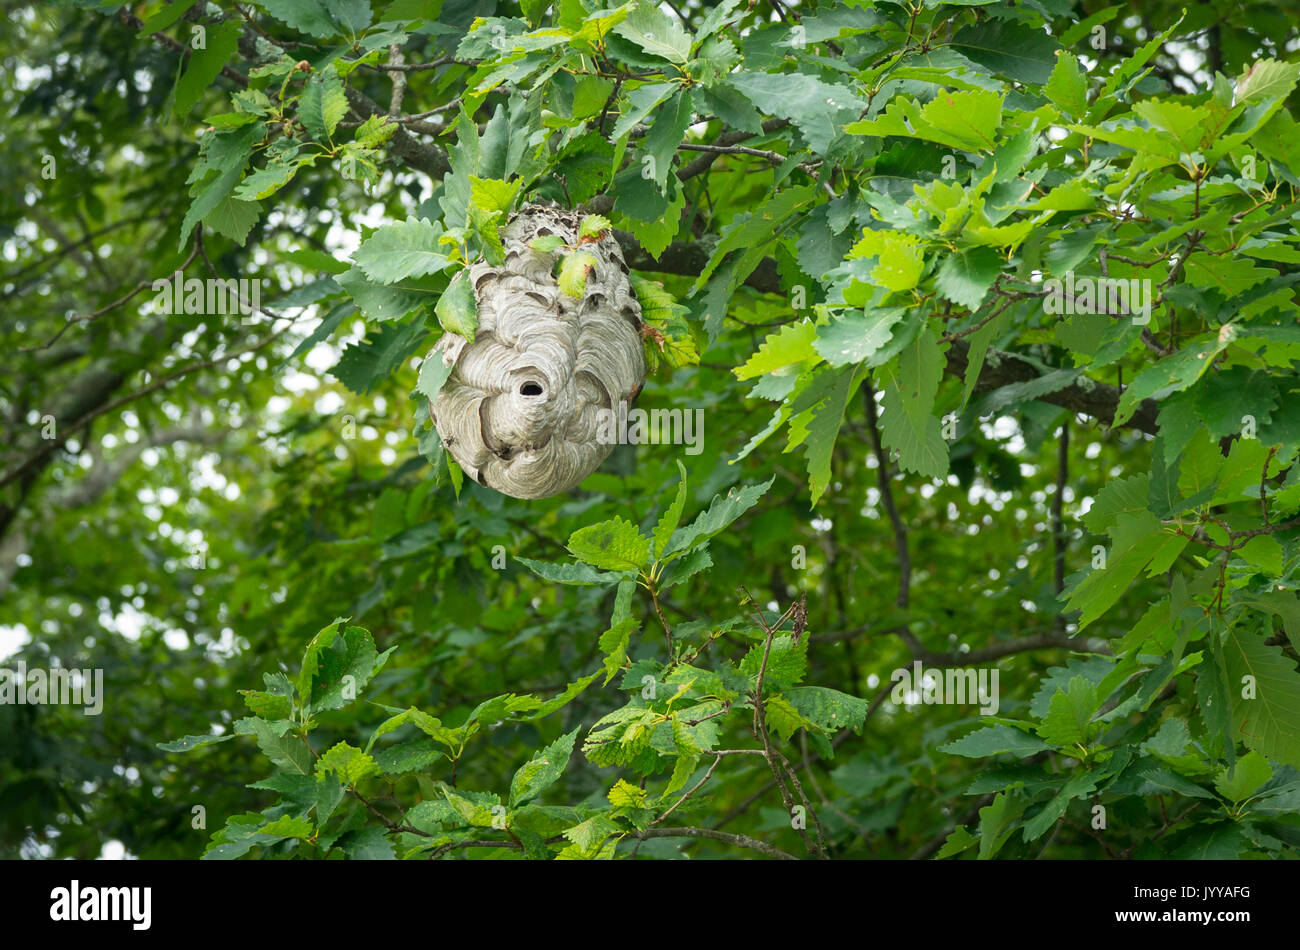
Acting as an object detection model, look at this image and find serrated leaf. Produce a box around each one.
[157,733,236,753]
[578,213,612,239]
[1214,749,1273,803]
[652,460,689,558]
[517,557,623,586]
[174,21,241,118]
[300,70,348,140]
[741,635,807,690]
[509,728,579,807]
[878,328,948,478]
[735,321,820,381]
[813,309,905,368]
[354,218,452,283]
[567,517,650,572]
[1045,50,1089,118]
[298,619,394,715]
[1225,628,1300,768]
[665,477,774,556]
[317,741,379,786]
[935,247,1002,310]
[434,269,478,340]
[613,2,691,63]
[557,249,597,298]
[941,724,1050,758]
[1036,676,1100,749]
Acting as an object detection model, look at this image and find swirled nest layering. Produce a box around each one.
[427,205,646,499]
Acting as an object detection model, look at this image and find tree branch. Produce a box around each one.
[945,337,1159,436]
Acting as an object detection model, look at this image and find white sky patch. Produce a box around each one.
[0,623,32,662]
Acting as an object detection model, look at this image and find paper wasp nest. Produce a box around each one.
[427,205,646,499]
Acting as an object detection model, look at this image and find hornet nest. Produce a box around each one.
[427,204,646,499]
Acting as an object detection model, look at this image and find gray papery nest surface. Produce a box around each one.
[428,205,646,499]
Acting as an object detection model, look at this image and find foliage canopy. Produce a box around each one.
[4,0,1300,860]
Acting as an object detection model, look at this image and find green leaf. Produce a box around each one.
[252,0,334,36]
[599,617,637,685]
[978,791,1027,859]
[726,71,864,155]
[317,740,380,786]
[434,269,478,340]
[1115,338,1229,429]
[298,619,394,715]
[1021,772,1098,843]
[941,725,1050,758]
[157,733,236,753]
[517,557,623,586]
[609,82,676,141]
[140,0,199,33]
[1036,676,1100,748]
[509,727,579,807]
[567,517,651,572]
[330,314,429,392]
[373,737,443,775]
[814,309,905,368]
[784,686,869,733]
[763,695,821,740]
[1235,59,1300,106]
[952,19,1060,85]
[1237,590,1300,653]
[354,218,452,284]
[790,364,858,505]
[201,195,262,244]
[440,787,500,828]
[935,825,977,859]
[735,321,820,380]
[560,814,622,854]
[337,826,396,860]
[416,347,455,404]
[239,688,291,719]
[665,477,775,556]
[633,275,697,371]
[577,213,612,240]
[741,635,808,690]
[1225,628,1300,768]
[847,89,1004,153]
[935,247,1003,310]
[469,175,521,215]
[1083,474,1150,535]
[179,162,244,251]
[850,230,926,293]
[300,69,348,141]
[530,234,568,253]
[878,327,948,478]
[613,2,691,64]
[1044,50,1089,118]
[257,815,315,840]
[652,460,689,558]
[691,185,818,292]
[232,159,305,202]
[173,21,241,118]
[558,250,597,298]
[1214,749,1273,803]
[240,717,313,774]
[608,778,647,808]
